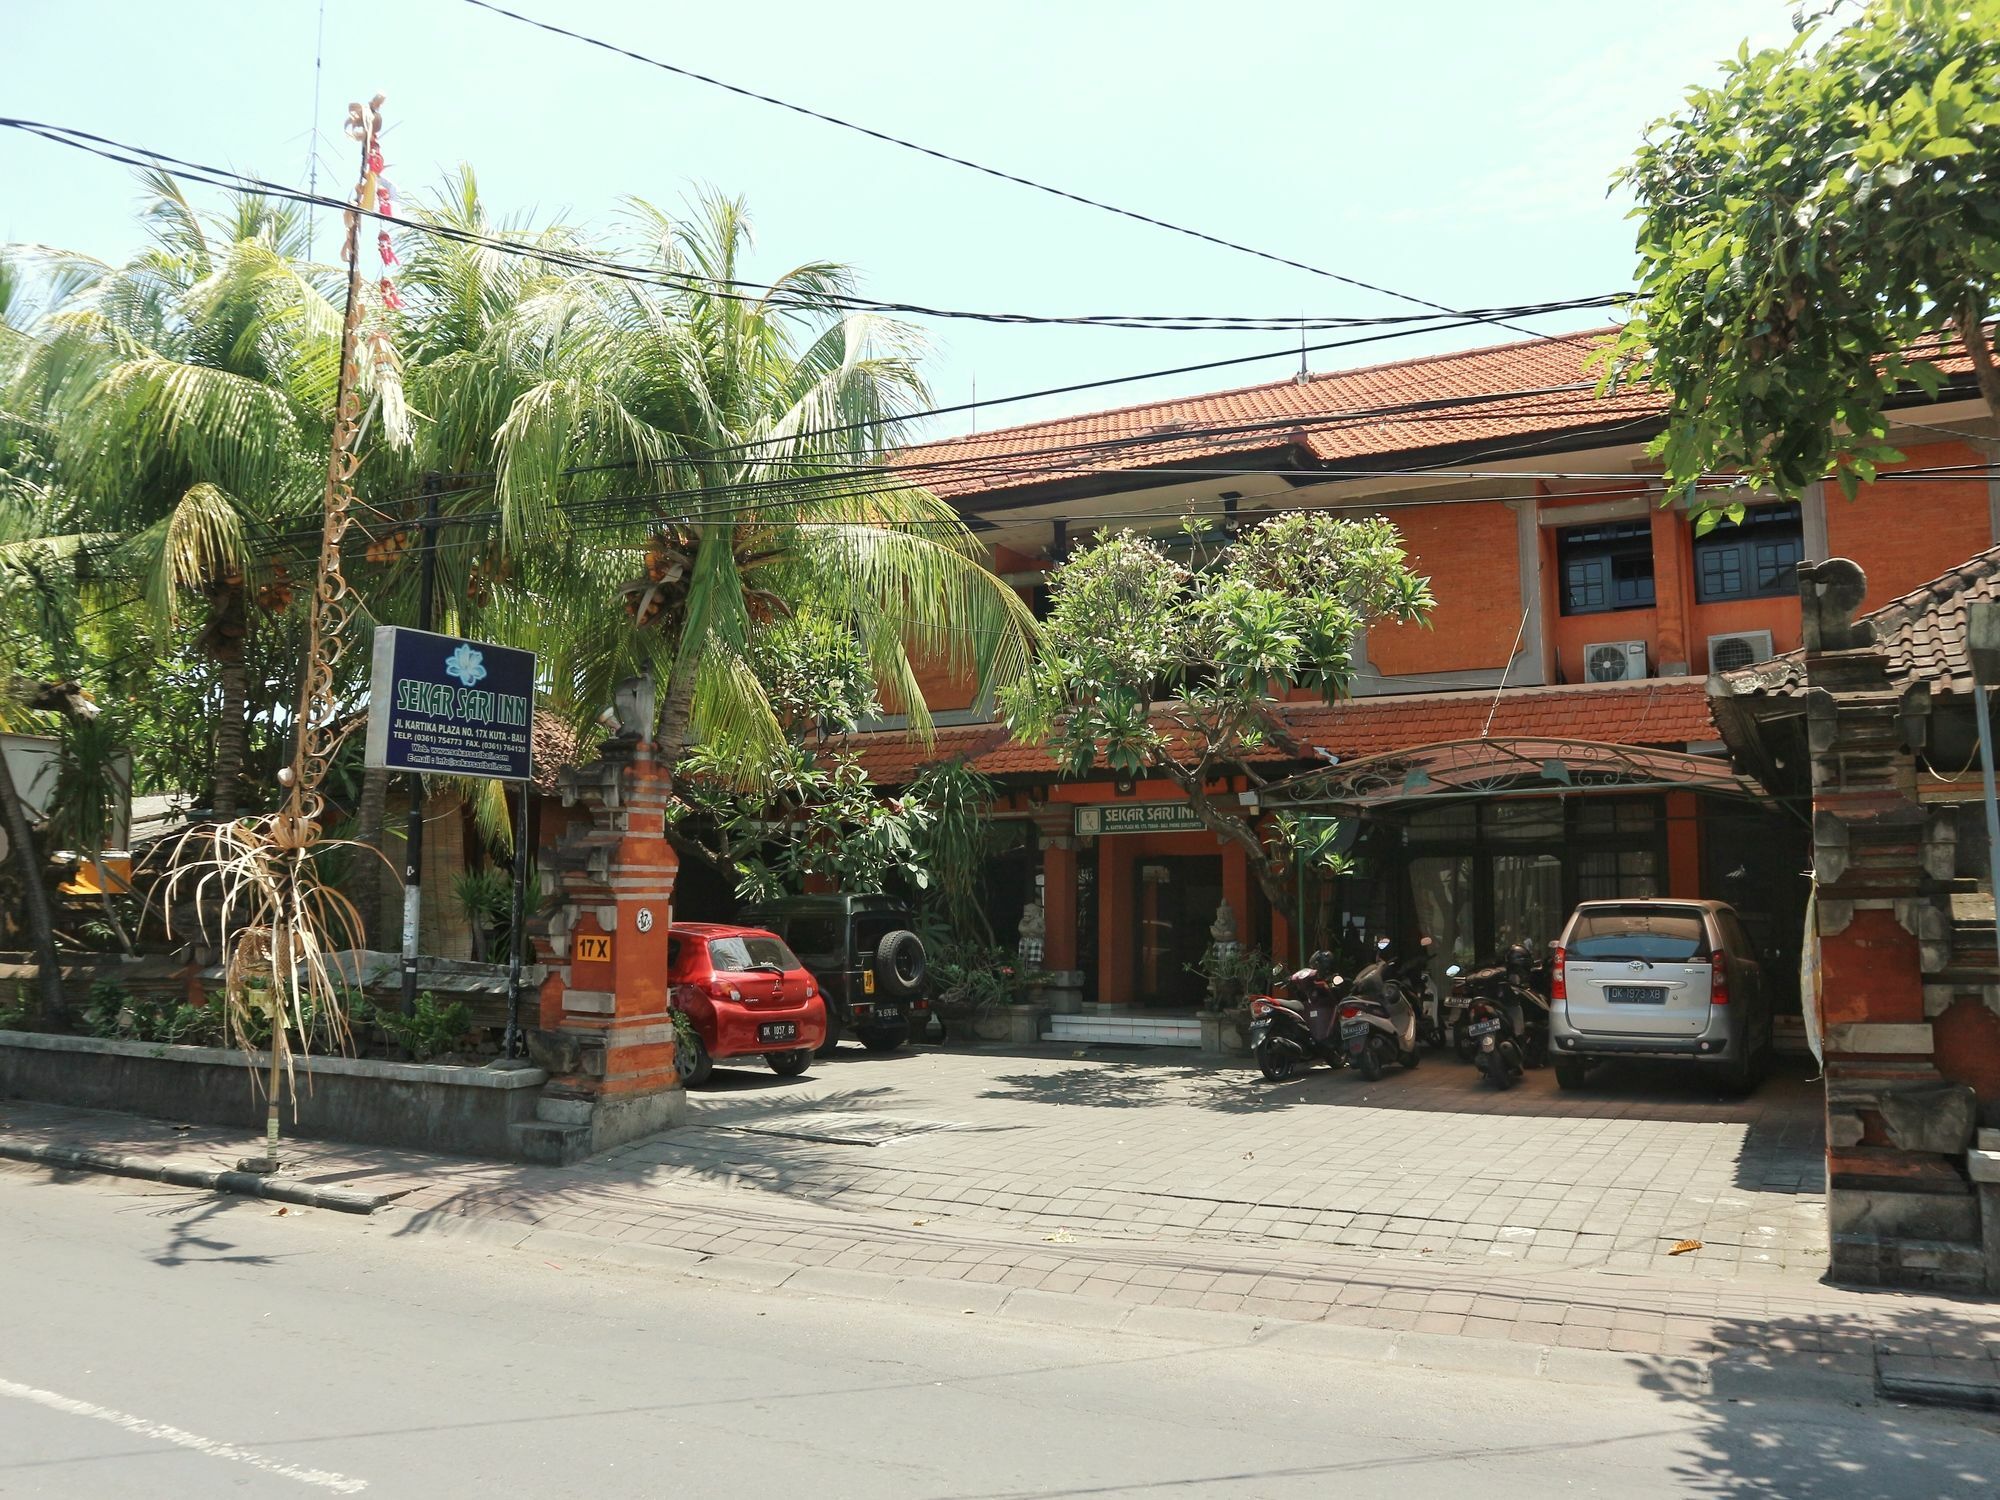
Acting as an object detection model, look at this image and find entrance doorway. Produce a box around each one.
[1133,855,1223,1007]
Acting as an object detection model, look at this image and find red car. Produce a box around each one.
[668,923,828,1085]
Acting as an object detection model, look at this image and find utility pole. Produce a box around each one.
[399,473,442,1015]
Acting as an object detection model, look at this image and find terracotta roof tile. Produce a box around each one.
[896,331,1634,500]
[1717,542,2000,701]
[838,680,1716,787]
[894,328,1986,503]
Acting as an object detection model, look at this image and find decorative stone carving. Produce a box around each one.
[1799,558,1876,652]
[1921,813,1958,882]
[1899,681,1932,750]
[1813,809,1852,884]
[1895,898,1952,973]
[611,673,656,741]
[1016,900,1045,966]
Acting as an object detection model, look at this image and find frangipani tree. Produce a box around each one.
[1003,514,1432,908]
[1606,0,2000,519]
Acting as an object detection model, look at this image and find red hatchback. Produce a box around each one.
[668,923,828,1085]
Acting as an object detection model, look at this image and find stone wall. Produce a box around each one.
[0,1030,549,1159]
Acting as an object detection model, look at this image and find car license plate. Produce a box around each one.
[863,970,876,994]
[1605,985,1667,1004]
[1468,1017,1502,1037]
[871,1004,899,1021]
[757,1022,798,1043]
[1339,1018,1368,1041]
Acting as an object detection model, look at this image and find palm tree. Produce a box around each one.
[480,191,1034,769]
[0,248,112,1017]
[342,166,587,939]
[13,174,342,821]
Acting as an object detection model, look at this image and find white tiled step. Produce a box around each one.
[1042,1015,1201,1048]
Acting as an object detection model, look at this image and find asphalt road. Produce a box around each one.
[1,1164,1994,1500]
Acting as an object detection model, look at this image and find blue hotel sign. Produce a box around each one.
[364,626,536,782]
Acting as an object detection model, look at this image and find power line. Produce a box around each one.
[456,0,1571,342]
[241,386,1674,551]
[0,116,1621,335]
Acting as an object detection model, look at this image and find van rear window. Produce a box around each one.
[1567,908,1710,961]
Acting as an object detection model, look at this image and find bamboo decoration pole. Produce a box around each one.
[229,97,384,1174]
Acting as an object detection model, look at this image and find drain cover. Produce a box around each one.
[708,1112,958,1147]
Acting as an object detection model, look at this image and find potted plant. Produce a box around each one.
[1191,940,1269,1056]
[930,941,1015,1042]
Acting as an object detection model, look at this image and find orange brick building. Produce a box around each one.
[828,330,1999,1021]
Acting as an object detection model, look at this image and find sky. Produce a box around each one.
[2,0,1796,439]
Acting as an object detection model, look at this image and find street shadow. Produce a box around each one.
[1628,1303,1999,1496]
[144,1194,284,1269]
[1177,1053,1827,1150]
[978,1065,1175,1110]
[682,1082,902,1124]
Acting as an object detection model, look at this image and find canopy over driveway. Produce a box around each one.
[1246,736,1765,816]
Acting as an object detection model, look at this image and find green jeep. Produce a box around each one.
[740,894,931,1055]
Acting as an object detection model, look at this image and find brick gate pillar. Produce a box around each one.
[516,678,686,1164]
[1800,561,1980,1289]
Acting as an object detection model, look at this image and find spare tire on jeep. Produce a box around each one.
[873,929,927,997]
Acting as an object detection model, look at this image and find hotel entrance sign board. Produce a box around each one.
[1074,802,1207,836]
[364,626,535,782]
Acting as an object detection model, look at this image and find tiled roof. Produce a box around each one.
[1281,679,1717,757]
[1717,543,2000,700]
[896,331,1640,500]
[836,680,1717,787]
[895,326,1989,504]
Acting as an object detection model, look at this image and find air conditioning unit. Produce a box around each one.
[1708,629,1775,674]
[1583,640,1649,683]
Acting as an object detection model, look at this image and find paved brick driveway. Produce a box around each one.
[603,1041,1828,1284]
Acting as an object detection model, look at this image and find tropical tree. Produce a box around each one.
[1606,0,2000,516]
[11,174,344,819]
[1002,515,1432,909]
[342,166,586,937]
[478,191,1036,769]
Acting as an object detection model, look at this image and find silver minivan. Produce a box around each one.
[1549,899,1769,1093]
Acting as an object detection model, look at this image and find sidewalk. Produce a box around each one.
[4,1094,1995,1410]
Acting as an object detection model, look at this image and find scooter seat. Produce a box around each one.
[1266,994,1307,1014]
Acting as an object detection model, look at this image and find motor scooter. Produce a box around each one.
[1339,943,1422,1081]
[1466,941,1552,1088]
[1247,952,1350,1082]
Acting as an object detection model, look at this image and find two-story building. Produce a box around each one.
[832,330,1998,1030]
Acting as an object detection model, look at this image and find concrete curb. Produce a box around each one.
[0,1140,402,1214]
[387,1207,1889,1405]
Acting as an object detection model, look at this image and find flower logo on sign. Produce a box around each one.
[444,643,487,686]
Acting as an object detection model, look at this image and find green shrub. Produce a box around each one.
[368,991,471,1062]
[82,977,133,1038]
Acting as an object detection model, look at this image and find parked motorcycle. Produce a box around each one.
[1365,934,1445,1050]
[1464,940,1552,1089]
[1247,951,1351,1082]
[1339,943,1422,1080]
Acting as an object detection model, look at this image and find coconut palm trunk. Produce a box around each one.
[212,640,248,821]
[655,655,699,765]
[0,744,65,1024]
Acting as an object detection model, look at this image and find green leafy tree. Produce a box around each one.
[478,192,1035,765]
[10,176,355,818]
[1607,0,2000,515]
[1002,515,1431,908]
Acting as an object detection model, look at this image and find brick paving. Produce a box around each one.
[606,1045,1831,1281]
[3,1045,1992,1398]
